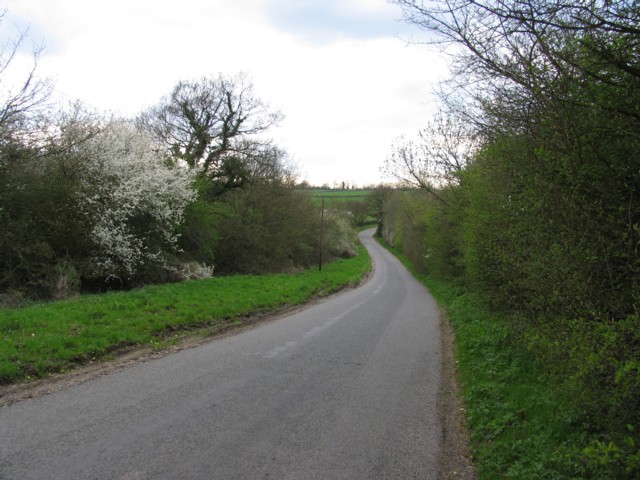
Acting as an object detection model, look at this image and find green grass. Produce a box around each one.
[310,189,372,197]
[308,189,372,205]
[431,289,582,479]
[377,238,603,479]
[0,246,371,384]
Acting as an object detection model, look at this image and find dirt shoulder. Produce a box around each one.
[438,309,478,479]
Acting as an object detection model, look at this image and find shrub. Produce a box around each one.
[323,209,359,259]
[77,122,197,281]
[213,185,320,274]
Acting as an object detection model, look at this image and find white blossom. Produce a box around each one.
[77,122,197,278]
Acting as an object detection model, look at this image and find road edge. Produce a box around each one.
[438,306,478,479]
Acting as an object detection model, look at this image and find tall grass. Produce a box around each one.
[0,246,371,384]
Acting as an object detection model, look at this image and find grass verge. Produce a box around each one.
[0,246,371,385]
[377,238,607,479]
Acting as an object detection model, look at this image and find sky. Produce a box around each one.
[2,0,448,187]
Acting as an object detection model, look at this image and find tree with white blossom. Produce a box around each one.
[77,121,197,280]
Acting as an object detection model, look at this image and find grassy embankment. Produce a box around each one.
[0,245,371,385]
[379,239,619,479]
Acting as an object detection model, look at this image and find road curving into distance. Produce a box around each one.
[0,228,443,479]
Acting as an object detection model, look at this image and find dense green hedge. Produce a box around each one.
[382,3,640,475]
[380,91,640,479]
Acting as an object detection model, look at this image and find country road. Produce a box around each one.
[0,229,443,479]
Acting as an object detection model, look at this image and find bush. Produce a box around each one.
[323,209,359,259]
[380,190,429,272]
[49,261,81,300]
[77,122,197,280]
[178,197,222,267]
[213,185,320,274]
[0,116,198,298]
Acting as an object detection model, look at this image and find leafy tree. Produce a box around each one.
[367,184,393,236]
[387,1,640,472]
[392,0,640,334]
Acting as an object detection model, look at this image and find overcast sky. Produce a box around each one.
[2,0,447,187]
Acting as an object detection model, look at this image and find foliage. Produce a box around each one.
[0,116,90,298]
[0,244,371,384]
[213,184,320,274]
[380,190,430,272]
[322,208,360,260]
[368,185,393,234]
[0,110,199,297]
[380,239,640,479]
[135,73,338,277]
[177,194,222,267]
[0,16,337,299]
[385,0,640,477]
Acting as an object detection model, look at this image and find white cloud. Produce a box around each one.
[2,0,447,186]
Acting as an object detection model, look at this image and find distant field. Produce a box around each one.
[308,189,372,204]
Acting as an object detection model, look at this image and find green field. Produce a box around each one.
[308,189,372,204]
[0,247,371,385]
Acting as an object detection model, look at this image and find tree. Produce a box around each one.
[137,73,283,194]
[391,0,640,320]
[367,184,393,235]
[382,110,475,201]
[392,1,640,129]
[0,12,52,135]
[0,11,53,211]
[0,13,60,301]
[212,183,320,274]
[1,108,200,300]
[76,121,197,280]
[179,144,305,272]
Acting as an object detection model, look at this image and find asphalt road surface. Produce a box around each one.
[0,229,443,479]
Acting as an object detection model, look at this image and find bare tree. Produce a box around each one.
[382,109,476,201]
[137,73,283,187]
[0,11,52,135]
[0,10,54,202]
[392,0,640,125]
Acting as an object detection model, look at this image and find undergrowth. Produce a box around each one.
[379,237,639,479]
